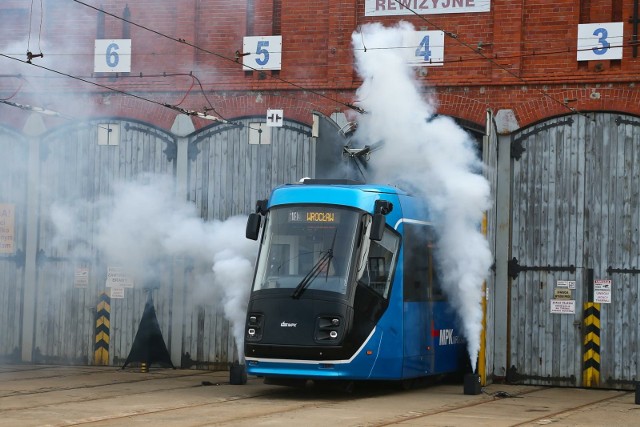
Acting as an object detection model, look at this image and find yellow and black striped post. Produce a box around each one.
[94,292,111,365]
[583,302,601,387]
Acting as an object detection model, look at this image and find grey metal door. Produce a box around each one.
[510,112,640,389]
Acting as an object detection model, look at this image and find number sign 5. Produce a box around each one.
[243,36,282,71]
[94,39,131,73]
[577,22,623,61]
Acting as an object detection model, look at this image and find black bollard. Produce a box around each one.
[463,373,481,395]
[229,362,247,385]
[636,382,640,405]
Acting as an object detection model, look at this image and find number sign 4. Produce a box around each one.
[405,31,444,67]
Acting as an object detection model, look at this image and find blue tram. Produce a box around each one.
[244,179,467,383]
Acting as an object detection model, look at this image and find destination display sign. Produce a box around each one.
[288,210,338,223]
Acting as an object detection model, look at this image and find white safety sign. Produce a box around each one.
[74,267,89,288]
[266,109,283,127]
[106,266,134,288]
[556,280,576,289]
[594,279,612,303]
[550,299,575,314]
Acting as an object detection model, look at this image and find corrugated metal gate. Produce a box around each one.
[0,116,314,368]
[188,117,312,219]
[0,127,27,359]
[183,117,313,366]
[509,112,640,389]
[34,120,176,364]
[482,115,498,382]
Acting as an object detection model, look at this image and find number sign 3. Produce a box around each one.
[577,23,623,61]
[94,39,132,73]
[243,36,282,71]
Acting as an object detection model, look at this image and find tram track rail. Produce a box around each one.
[1,365,637,426]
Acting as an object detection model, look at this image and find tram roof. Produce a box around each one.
[267,179,412,214]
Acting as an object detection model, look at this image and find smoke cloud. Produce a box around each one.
[351,22,492,371]
[51,174,257,361]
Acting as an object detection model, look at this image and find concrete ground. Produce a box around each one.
[0,364,638,426]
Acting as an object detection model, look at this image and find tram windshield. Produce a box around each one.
[252,206,361,296]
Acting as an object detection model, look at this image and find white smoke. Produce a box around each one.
[352,22,492,372]
[51,174,257,362]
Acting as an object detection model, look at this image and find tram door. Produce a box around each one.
[402,222,441,377]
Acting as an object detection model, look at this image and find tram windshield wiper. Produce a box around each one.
[290,249,333,299]
[291,230,337,299]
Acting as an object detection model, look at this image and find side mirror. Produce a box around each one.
[370,213,385,241]
[246,213,261,240]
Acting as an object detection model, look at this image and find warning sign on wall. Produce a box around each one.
[110,287,125,299]
[556,280,576,289]
[594,279,612,304]
[0,204,15,254]
[74,267,89,288]
[106,267,134,288]
[550,299,576,314]
[554,288,572,299]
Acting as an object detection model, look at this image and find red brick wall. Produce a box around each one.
[2,0,640,132]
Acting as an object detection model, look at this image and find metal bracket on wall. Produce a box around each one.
[507,257,576,280]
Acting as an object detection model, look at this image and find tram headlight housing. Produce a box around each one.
[246,313,263,341]
[314,315,344,343]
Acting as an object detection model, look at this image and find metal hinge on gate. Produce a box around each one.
[615,116,640,127]
[606,266,640,274]
[3,249,25,269]
[510,117,574,160]
[508,257,576,280]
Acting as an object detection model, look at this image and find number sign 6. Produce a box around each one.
[243,36,282,71]
[94,39,131,73]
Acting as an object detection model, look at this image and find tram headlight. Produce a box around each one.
[314,315,344,343]
[246,313,263,341]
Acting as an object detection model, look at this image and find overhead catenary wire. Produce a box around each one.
[2,37,634,69]
[26,0,44,61]
[0,53,260,129]
[4,1,626,122]
[0,99,115,133]
[68,0,597,116]
[389,0,595,118]
[69,0,363,114]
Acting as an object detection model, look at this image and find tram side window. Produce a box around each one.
[358,227,399,299]
[403,223,444,301]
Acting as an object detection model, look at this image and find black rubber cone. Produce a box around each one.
[122,292,175,370]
